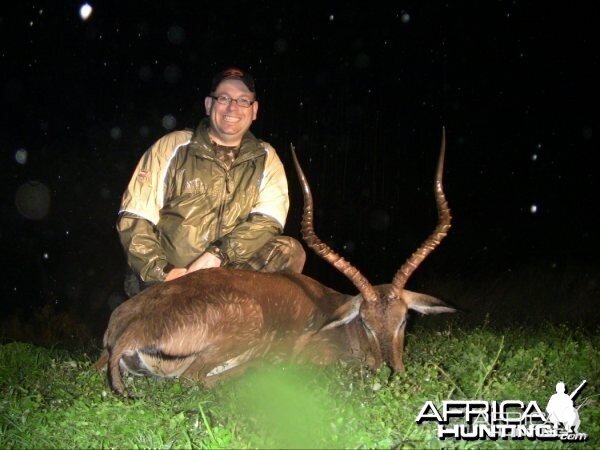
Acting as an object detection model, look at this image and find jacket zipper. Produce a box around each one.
[208,145,263,240]
[214,168,229,239]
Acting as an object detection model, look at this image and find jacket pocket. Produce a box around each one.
[182,178,206,195]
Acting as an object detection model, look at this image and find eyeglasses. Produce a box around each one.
[210,94,255,108]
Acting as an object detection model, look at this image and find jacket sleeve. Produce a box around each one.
[215,143,290,264]
[117,213,171,282]
[117,131,191,282]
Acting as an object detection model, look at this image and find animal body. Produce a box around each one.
[96,130,455,396]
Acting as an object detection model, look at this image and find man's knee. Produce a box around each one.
[275,236,306,273]
[236,235,306,273]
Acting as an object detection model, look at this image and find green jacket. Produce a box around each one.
[117,118,289,282]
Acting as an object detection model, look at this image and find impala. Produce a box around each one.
[96,129,455,396]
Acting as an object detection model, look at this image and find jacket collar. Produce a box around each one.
[188,118,265,164]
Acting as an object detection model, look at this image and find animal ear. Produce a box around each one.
[403,289,456,314]
[319,295,362,332]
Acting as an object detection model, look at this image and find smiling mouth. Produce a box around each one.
[223,115,240,123]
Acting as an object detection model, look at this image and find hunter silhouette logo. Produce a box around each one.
[545,380,586,434]
[416,379,589,442]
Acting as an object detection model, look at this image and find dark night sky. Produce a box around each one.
[1,1,598,329]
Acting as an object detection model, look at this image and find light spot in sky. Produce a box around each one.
[138,65,152,81]
[100,187,111,199]
[162,114,176,130]
[401,13,410,23]
[167,25,185,45]
[342,241,356,253]
[329,15,334,22]
[164,64,182,83]
[582,127,592,140]
[15,181,51,220]
[79,3,93,21]
[110,127,122,140]
[531,153,538,161]
[530,204,538,214]
[274,38,288,54]
[15,148,28,165]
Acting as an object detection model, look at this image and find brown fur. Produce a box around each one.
[96,269,453,396]
[97,270,354,395]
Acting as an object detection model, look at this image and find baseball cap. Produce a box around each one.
[210,67,256,93]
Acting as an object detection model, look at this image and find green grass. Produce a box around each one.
[1,321,598,449]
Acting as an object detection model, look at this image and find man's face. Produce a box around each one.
[205,79,258,145]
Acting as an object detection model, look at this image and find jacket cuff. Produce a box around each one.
[148,262,172,282]
[206,242,230,265]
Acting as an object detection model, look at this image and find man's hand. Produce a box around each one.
[165,252,222,282]
[187,252,222,273]
[165,267,188,281]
